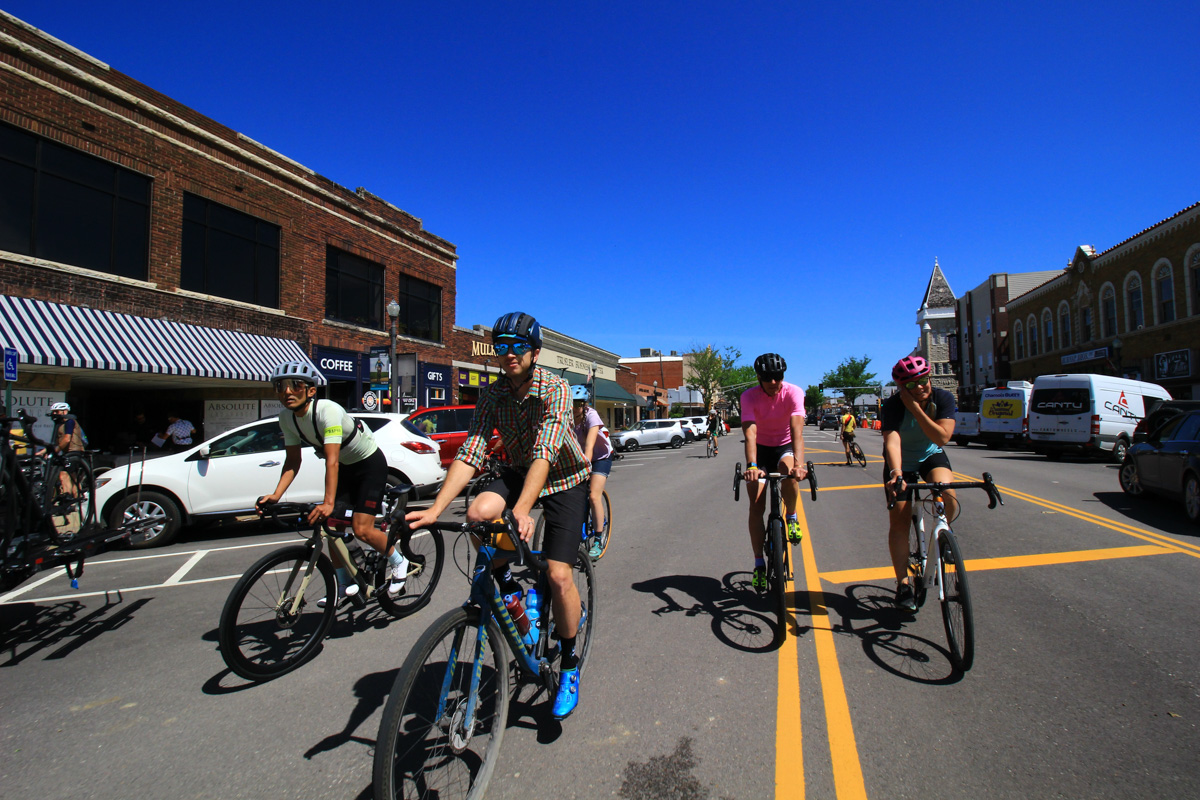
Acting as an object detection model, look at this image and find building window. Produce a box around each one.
[396,274,442,342]
[1042,310,1054,351]
[1126,275,1144,330]
[1190,250,1200,316]
[1014,322,1025,359]
[182,194,279,307]
[987,352,994,367]
[325,247,384,329]
[985,316,991,333]
[1081,307,1094,342]
[975,320,981,336]
[1101,285,1117,338]
[1059,302,1072,348]
[1155,264,1175,323]
[0,123,150,279]
[1027,316,1039,357]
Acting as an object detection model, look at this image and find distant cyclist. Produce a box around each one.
[259,361,408,605]
[840,408,857,465]
[881,355,957,612]
[706,411,720,455]
[740,353,808,592]
[571,384,613,560]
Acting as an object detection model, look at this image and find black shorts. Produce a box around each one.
[336,449,388,517]
[842,430,856,443]
[480,468,588,565]
[882,449,952,495]
[755,443,795,473]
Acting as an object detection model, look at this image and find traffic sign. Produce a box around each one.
[3,348,16,382]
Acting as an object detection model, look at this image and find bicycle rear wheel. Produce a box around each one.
[538,544,596,674]
[587,490,613,561]
[377,527,446,618]
[766,518,788,646]
[706,438,714,458]
[851,441,867,468]
[374,606,510,800]
[217,545,336,681]
[938,530,975,671]
[42,458,94,541]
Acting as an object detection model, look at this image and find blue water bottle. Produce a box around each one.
[523,586,541,647]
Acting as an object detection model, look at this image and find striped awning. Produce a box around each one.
[0,295,325,384]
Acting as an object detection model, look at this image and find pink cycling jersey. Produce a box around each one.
[740,382,806,446]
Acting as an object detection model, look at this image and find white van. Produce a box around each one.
[1028,374,1171,462]
[953,411,980,446]
[978,381,1033,448]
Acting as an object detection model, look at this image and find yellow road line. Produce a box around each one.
[791,506,868,800]
[777,572,804,799]
[818,544,1175,585]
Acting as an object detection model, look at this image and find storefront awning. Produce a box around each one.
[0,295,325,384]
[568,376,638,404]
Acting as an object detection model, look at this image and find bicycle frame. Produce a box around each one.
[908,488,950,601]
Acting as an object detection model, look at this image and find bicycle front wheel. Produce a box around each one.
[374,606,511,800]
[938,530,975,671]
[217,545,336,681]
[377,527,445,619]
[767,518,788,646]
[42,458,94,541]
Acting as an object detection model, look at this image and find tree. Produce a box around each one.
[721,364,757,417]
[805,384,826,416]
[821,355,877,407]
[686,345,741,411]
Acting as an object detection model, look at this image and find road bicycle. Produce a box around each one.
[216,485,445,681]
[846,436,867,468]
[531,488,613,562]
[373,510,596,799]
[732,461,818,647]
[463,452,505,511]
[889,473,1003,672]
[1,410,128,593]
[706,433,718,458]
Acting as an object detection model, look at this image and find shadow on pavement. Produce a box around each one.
[631,573,778,653]
[304,667,400,759]
[1091,490,1198,538]
[0,595,152,666]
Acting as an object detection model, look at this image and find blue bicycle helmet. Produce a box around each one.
[571,385,590,401]
[492,312,542,348]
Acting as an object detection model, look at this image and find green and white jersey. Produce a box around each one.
[280,398,377,465]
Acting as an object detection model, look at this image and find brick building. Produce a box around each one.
[1006,202,1200,399]
[619,350,687,419]
[0,11,462,446]
[914,260,959,394]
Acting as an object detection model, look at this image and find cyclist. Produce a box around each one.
[840,407,857,465]
[881,355,958,612]
[740,353,808,592]
[406,312,591,720]
[571,385,612,560]
[706,411,720,455]
[259,360,408,604]
[48,402,87,455]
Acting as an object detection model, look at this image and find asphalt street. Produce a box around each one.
[2,427,1198,799]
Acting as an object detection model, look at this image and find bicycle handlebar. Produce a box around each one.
[886,472,1004,511]
[418,509,549,573]
[733,461,818,502]
[1,409,52,449]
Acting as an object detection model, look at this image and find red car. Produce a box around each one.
[406,405,503,468]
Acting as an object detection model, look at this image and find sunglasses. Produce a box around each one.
[903,376,931,390]
[272,378,312,393]
[493,340,533,357]
[760,372,784,382]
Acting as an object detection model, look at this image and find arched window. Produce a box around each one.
[1042,309,1054,351]
[1027,315,1039,357]
[1188,245,1200,317]
[1123,275,1142,331]
[1058,301,1072,348]
[1014,320,1025,359]
[1100,284,1117,338]
[1154,262,1175,324]
[1080,306,1093,342]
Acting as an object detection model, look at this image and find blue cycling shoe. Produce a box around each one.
[553,667,580,720]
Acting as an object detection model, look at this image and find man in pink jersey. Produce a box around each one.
[740,353,808,592]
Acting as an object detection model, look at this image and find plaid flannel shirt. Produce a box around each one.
[456,366,590,497]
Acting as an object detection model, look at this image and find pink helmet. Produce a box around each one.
[892,355,930,382]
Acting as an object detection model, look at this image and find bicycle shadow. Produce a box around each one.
[0,594,151,666]
[818,583,963,684]
[303,667,400,759]
[630,572,780,653]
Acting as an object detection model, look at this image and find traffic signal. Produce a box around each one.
[818,384,824,392]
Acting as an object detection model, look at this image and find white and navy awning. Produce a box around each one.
[0,295,326,384]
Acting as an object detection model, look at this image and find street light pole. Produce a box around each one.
[387,299,400,412]
[652,379,658,419]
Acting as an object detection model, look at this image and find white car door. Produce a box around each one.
[186,421,323,514]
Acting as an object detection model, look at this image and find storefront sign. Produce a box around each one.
[421,362,450,386]
[1061,347,1108,365]
[205,399,262,438]
[1154,349,1191,380]
[458,369,498,388]
[6,389,65,441]
[361,391,379,412]
[313,346,364,381]
[369,346,391,386]
[471,340,496,358]
[260,399,285,419]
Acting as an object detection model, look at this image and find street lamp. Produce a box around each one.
[387,299,400,411]
[652,380,658,420]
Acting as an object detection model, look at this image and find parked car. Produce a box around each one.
[805,410,819,425]
[1133,399,1200,444]
[1119,409,1200,524]
[819,413,839,431]
[688,416,710,436]
[95,413,445,549]
[611,419,685,451]
[405,405,503,468]
[677,419,699,442]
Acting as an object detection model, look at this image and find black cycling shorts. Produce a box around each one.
[336,449,388,517]
[842,430,856,443]
[755,443,795,473]
[882,449,952,498]
[480,468,588,565]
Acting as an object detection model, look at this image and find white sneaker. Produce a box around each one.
[388,556,410,597]
[317,582,359,609]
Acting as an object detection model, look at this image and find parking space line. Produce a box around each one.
[0,570,64,603]
[4,571,250,604]
[88,536,298,567]
[164,550,208,585]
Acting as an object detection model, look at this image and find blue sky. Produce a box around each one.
[7,1,1198,386]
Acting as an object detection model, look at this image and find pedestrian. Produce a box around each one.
[163,413,196,452]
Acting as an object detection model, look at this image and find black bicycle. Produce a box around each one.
[847,437,867,468]
[463,452,505,511]
[732,461,817,647]
[217,484,445,681]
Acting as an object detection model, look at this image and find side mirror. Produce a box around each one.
[198,445,210,459]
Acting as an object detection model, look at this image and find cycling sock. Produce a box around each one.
[786,514,798,522]
[754,557,765,569]
[389,549,407,570]
[560,636,578,669]
[493,565,522,597]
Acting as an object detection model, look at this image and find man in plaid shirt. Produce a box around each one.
[406,312,591,719]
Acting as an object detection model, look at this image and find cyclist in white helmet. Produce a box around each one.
[259,360,408,603]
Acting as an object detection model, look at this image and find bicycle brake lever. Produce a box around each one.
[806,460,817,501]
[982,472,1004,509]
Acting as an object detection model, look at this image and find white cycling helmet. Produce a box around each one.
[270,360,323,386]
[50,402,71,414]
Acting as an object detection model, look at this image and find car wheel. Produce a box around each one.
[624,439,639,452]
[1184,473,1200,525]
[1111,437,1129,464]
[111,490,183,549]
[670,436,683,449]
[1118,457,1143,497]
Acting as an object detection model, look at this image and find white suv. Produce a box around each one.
[687,416,709,436]
[612,419,686,452]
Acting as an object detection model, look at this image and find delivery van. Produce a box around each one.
[953,410,980,446]
[1028,374,1171,462]
[978,381,1033,448]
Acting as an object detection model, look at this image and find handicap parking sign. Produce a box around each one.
[3,348,16,382]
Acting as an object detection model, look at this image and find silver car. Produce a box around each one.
[612,419,686,452]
